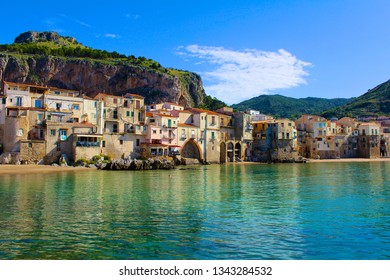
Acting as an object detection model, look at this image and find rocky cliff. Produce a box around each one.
[0,31,207,107]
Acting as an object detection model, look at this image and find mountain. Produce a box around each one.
[232,94,353,119]
[322,79,390,118]
[0,31,226,109]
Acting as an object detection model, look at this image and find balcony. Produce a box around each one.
[76,141,100,147]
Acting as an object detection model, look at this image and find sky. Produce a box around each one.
[2,0,390,105]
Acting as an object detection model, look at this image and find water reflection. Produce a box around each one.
[0,162,390,259]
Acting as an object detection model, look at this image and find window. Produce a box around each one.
[16,97,23,106]
[28,142,33,148]
[191,130,195,138]
[59,130,67,140]
[56,103,62,110]
[153,129,157,134]
[211,131,215,140]
[211,116,216,125]
[37,113,43,124]
[50,129,56,136]
[113,98,118,104]
[54,91,60,95]
[17,128,24,137]
[286,133,290,139]
[94,101,97,108]
[47,115,51,121]
[34,100,42,108]
[1,98,5,105]
[113,110,118,119]
[102,141,106,147]
[131,111,134,117]
[126,111,130,117]
[136,139,140,147]
[120,140,123,145]
[72,104,80,110]
[113,124,118,133]
[56,142,61,151]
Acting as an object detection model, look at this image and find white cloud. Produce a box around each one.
[104,33,120,39]
[177,45,312,104]
[74,19,92,28]
[125,14,140,20]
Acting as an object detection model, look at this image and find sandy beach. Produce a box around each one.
[1,158,390,175]
[307,158,390,163]
[0,164,95,175]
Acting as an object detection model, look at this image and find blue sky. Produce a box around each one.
[2,0,390,104]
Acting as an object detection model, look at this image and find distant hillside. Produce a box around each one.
[323,79,390,118]
[232,94,353,119]
[0,31,226,110]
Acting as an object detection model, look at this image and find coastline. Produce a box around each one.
[226,158,390,164]
[1,157,390,175]
[0,164,95,175]
[306,157,390,163]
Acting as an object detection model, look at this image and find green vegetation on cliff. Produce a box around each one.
[0,40,168,73]
[233,94,353,120]
[0,31,225,110]
[322,79,390,118]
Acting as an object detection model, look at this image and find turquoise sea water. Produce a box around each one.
[0,162,390,260]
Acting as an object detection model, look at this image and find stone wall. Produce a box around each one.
[251,139,271,162]
[20,140,46,163]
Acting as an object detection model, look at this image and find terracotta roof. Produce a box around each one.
[4,81,79,93]
[82,95,96,100]
[124,93,144,99]
[155,109,171,113]
[164,102,182,106]
[359,122,380,127]
[178,123,197,127]
[189,108,220,115]
[93,92,117,99]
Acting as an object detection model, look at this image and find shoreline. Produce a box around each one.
[227,157,390,164]
[1,157,390,175]
[0,164,95,175]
